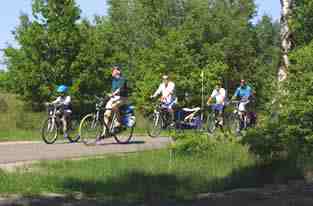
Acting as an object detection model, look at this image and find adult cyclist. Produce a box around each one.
[231,79,255,131]
[207,80,227,126]
[150,75,177,126]
[103,66,128,134]
[46,85,72,139]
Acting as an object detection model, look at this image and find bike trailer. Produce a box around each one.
[175,107,202,129]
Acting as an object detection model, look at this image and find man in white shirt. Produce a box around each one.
[151,75,177,125]
[207,81,226,126]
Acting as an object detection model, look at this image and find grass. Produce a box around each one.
[0,93,45,141]
[0,148,259,201]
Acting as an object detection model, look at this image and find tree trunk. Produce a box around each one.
[278,0,293,82]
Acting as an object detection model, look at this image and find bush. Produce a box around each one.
[172,132,251,158]
[0,98,8,112]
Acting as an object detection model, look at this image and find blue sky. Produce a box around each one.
[0,0,280,67]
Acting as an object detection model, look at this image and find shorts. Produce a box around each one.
[212,104,224,112]
[238,100,250,112]
[104,96,128,117]
[161,97,177,110]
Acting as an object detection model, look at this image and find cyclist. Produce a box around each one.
[231,79,255,130]
[151,75,177,126]
[47,85,72,139]
[207,80,226,126]
[103,66,128,134]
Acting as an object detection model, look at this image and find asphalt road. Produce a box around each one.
[0,136,172,165]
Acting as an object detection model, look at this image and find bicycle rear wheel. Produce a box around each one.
[112,112,134,144]
[42,118,58,144]
[79,114,102,145]
[146,113,163,137]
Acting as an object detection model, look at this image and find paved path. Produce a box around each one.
[0,136,172,165]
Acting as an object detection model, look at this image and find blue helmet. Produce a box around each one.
[57,85,68,93]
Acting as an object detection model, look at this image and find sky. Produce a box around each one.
[0,0,281,68]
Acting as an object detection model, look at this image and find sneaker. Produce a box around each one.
[169,122,175,128]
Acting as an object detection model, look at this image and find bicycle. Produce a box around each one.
[227,100,256,134]
[206,104,225,134]
[79,95,135,145]
[146,102,177,137]
[41,103,80,144]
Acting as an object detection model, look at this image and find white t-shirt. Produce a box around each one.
[210,88,226,105]
[153,81,176,104]
[52,96,71,106]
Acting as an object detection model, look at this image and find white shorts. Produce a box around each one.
[161,97,177,110]
[238,100,250,112]
[105,96,121,109]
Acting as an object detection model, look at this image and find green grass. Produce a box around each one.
[0,93,45,141]
[0,148,259,201]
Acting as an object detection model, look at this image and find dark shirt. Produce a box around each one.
[112,76,128,97]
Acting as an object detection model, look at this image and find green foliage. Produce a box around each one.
[243,40,313,162]
[172,132,250,159]
[2,0,279,113]
[292,0,313,46]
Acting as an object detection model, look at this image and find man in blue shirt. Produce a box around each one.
[232,79,254,112]
[103,66,128,134]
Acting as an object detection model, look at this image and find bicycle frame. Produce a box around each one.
[47,104,62,131]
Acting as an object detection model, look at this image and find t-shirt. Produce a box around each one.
[52,96,71,109]
[153,81,176,103]
[211,88,226,105]
[112,76,128,97]
[234,85,252,99]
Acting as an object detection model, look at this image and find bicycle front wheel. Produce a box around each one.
[112,113,134,144]
[146,113,162,137]
[79,114,102,145]
[227,113,240,134]
[207,113,216,134]
[42,118,58,144]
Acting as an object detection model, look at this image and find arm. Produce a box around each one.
[63,96,71,105]
[51,97,61,104]
[207,90,216,104]
[220,88,226,103]
[152,83,163,98]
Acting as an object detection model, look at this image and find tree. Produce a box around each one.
[4,0,82,107]
[278,0,294,83]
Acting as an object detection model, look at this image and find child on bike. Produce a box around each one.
[47,85,72,139]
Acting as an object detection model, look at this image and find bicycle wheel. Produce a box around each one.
[227,113,241,134]
[146,113,163,137]
[67,119,81,143]
[112,112,134,144]
[79,114,102,145]
[42,118,58,144]
[207,112,216,134]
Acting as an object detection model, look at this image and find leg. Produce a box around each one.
[103,98,115,136]
[61,115,68,138]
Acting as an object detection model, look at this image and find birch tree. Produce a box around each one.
[278,0,294,82]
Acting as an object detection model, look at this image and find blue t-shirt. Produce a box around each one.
[112,76,128,97]
[234,85,252,99]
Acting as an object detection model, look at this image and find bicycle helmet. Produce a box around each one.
[57,85,68,93]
